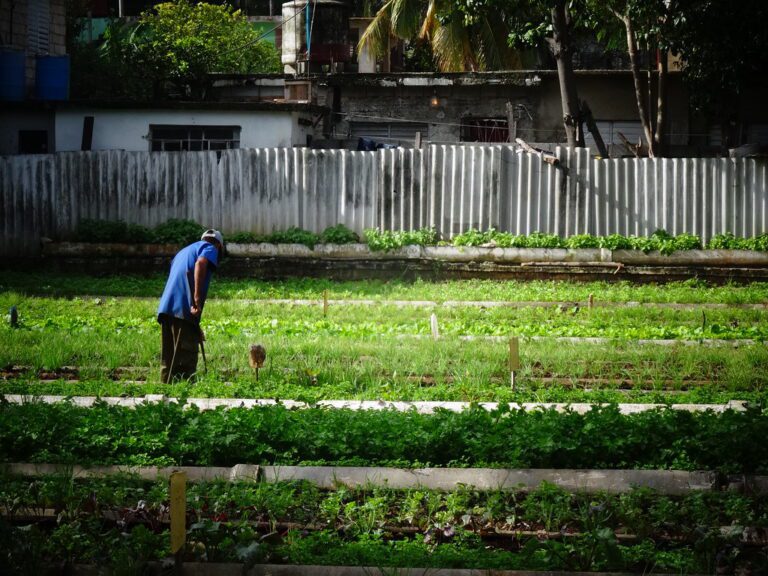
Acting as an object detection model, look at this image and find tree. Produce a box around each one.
[99,0,281,100]
[360,0,590,148]
[592,0,671,157]
[666,0,768,150]
[358,0,520,74]
[463,0,589,149]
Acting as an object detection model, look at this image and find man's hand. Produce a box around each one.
[190,301,201,317]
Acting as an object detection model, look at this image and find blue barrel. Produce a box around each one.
[0,49,26,101]
[35,55,70,100]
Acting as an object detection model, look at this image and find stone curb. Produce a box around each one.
[5,462,754,495]
[43,242,768,266]
[47,564,708,576]
[0,395,749,414]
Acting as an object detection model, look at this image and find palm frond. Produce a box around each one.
[390,0,426,40]
[431,17,475,72]
[475,15,520,71]
[418,0,438,40]
[358,0,394,60]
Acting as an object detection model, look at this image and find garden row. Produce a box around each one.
[5,272,768,303]
[2,291,766,404]
[4,294,767,340]
[72,219,768,253]
[2,401,766,473]
[2,474,766,572]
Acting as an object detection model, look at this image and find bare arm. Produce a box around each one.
[190,257,209,317]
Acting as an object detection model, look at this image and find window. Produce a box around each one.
[148,125,241,152]
[349,121,428,145]
[27,0,50,55]
[460,118,509,143]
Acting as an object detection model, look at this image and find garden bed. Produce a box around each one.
[2,401,767,473]
[44,241,768,267]
[1,473,763,573]
[36,242,768,283]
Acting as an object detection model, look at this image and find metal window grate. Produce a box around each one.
[148,125,241,152]
[27,0,51,55]
[350,121,428,144]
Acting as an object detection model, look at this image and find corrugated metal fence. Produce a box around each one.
[1,146,767,256]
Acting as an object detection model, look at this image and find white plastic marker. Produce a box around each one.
[509,337,520,389]
[430,313,439,340]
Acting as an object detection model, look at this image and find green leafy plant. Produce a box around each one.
[227,231,267,244]
[320,225,359,245]
[364,228,440,251]
[266,227,321,248]
[151,219,205,245]
[75,220,154,244]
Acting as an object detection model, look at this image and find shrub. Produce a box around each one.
[227,231,267,244]
[564,234,601,249]
[152,219,205,245]
[267,227,320,248]
[320,224,359,244]
[364,228,440,251]
[75,219,154,243]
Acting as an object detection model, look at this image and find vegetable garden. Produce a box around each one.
[1,269,768,574]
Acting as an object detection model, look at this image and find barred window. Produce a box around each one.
[460,118,509,143]
[148,125,241,152]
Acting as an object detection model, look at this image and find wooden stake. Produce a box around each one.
[588,293,594,309]
[170,471,187,569]
[430,313,439,341]
[323,289,328,317]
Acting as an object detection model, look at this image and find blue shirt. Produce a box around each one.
[157,241,219,322]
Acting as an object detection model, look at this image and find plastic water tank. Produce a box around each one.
[0,49,26,101]
[35,55,70,100]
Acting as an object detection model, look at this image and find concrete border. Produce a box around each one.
[0,395,749,414]
[2,462,741,495]
[52,564,707,576]
[43,242,768,267]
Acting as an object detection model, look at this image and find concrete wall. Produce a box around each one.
[2,145,766,257]
[54,109,301,152]
[322,72,691,153]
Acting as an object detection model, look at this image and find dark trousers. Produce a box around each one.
[160,315,200,382]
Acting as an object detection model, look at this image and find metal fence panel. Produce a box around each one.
[1,145,767,256]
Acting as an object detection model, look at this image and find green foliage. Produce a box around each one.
[319,225,360,245]
[564,234,602,249]
[364,228,440,251]
[266,227,321,249]
[151,219,205,245]
[226,231,267,244]
[2,473,765,571]
[82,0,281,100]
[74,218,203,245]
[74,219,154,244]
[664,0,768,119]
[70,222,767,253]
[2,402,767,473]
[709,232,768,252]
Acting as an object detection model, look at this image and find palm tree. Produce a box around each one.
[358,0,521,72]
